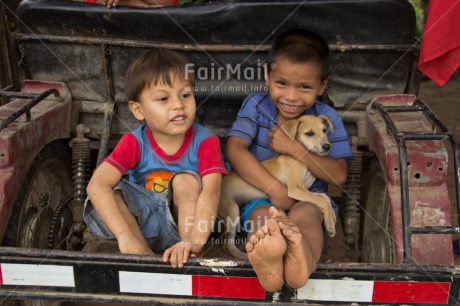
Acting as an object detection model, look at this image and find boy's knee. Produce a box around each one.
[290,202,323,220]
[170,173,199,215]
[248,205,270,225]
[171,172,200,190]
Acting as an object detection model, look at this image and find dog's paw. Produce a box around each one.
[325,214,337,237]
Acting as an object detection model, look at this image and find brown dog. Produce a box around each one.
[218,115,337,259]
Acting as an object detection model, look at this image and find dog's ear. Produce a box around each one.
[281,119,301,140]
[319,115,334,133]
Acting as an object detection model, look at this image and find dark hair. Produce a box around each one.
[267,29,330,81]
[125,48,195,102]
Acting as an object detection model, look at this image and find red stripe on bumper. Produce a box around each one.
[192,275,265,299]
[373,281,450,304]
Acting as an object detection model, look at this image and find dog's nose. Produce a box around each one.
[322,143,331,152]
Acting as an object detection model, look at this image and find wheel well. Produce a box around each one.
[2,140,72,247]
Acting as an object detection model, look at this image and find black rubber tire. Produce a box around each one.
[360,159,395,263]
[3,141,72,250]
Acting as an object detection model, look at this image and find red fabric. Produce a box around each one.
[105,126,227,178]
[105,133,140,174]
[197,135,227,177]
[417,0,460,86]
[148,126,193,162]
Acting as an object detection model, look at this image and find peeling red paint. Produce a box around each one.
[367,95,453,265]
[0,81,72,242]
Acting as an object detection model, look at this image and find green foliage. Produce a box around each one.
[408,0,427,39]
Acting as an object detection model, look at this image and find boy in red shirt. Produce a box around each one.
[85,48,227,268]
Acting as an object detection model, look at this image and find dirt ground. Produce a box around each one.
[419,77,460,140]
[419,77,460,203]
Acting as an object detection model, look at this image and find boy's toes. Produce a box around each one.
[269,206,286,219]
[281,226,295,237]
[255,227,267,240]
[245,241,255,253]
[266,218,282,236]
[249,234,259,245]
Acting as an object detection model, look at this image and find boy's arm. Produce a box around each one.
[162,172,222,267]
[86,162,153,255]
[189,172,222,248]
[225,136,296,211]
[268,126,348,186]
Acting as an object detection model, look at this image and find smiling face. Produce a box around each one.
[265,57,328,125]
[129,75,196,143]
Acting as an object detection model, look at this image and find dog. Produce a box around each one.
[218,115,337,259]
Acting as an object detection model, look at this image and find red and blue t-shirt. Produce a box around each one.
[105,123,227,194]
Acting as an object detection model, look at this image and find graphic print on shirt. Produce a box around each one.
[145,170,174,194]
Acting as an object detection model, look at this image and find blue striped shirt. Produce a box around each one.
[228,93,353,212]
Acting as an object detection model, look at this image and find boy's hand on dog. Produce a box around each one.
[268,184,296,211]
[267,126,302,211]
[268,126,297,156]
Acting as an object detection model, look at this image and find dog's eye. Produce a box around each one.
[323,128,327,133]
[305,130,315,137]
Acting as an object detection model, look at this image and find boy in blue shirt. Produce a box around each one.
[226,29,353,292]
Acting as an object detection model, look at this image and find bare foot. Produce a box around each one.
[245,218,286,292]
[269,206,312,289]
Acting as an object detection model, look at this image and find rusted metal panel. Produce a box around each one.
[388,185,453,264]
[366,94,453,265]
[0,81,71,242]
